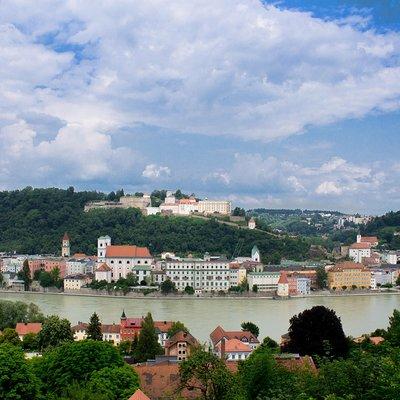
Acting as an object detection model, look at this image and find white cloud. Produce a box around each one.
[142,164,171,180]
[315,181,343,196]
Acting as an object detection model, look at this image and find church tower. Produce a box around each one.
[62,233,70,257]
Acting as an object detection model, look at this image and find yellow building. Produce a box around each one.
[328,261,371,290]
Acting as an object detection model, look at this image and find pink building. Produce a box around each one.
[28,258,67,278]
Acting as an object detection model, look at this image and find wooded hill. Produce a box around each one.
[0,187,309,263]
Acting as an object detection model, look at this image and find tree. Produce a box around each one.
[241,322,259,337]
[179,348,242,400]
[160,279,176,295]
[386,309,400,346]
[37,315,74,350]
[168,321,189,338]
[0,300,44,331]
[285,306,349,359]
[86,312,103,341]
[396,275,400,286]
[0,328,21,346]
[260,336,279,350]
[18,259,31,291]
[33,340,124,395]
[134,312,163,362]
[22,333,38,351]
[184,285,195,295]
[252,284,258,293]
[232,207,246,217]
[316,266,328,289]
[0,344,39,399]
[87,364,140,400]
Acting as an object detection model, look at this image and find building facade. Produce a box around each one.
[328,262,371,290]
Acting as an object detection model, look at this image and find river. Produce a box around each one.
[1,292,399,342]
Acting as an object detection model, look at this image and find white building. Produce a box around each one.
[163,256,230,292]
[216,338,252,361]
[248,218,256,230]
[0,257,25,273]
[247,271,280,292]
[64,274,90,290]
[229,264,247,286]
[95,263,112,282]
[197,200,231,215]
[66,260,88,276]
[72,322,121,344]
[381,251,398,265]
[349,243,371,263]
[97,236,154,282]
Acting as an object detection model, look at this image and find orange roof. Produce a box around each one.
[218,338,251,353]
[96,263,112,272]
[210,326,259,346]
[370,336,384,345]
[330,261,368,272]
[128,389,150,400]
[154,321,174,333]
[360,236,378,243]
[15,322,42,336]
[278,272,289,284]
[72,253,88,259]
[350,242,372,249]
[105,245,151,258]
[165,331,198,349]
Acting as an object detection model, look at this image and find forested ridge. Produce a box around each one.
[362,211,400,249]
[0,187,309,262]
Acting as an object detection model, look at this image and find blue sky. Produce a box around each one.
[0,0,399,214]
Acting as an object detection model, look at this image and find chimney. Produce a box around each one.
[220,338,226,361]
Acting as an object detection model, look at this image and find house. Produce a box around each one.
[97,236,154,282]
[15,322,42,340]
[128,389,150,400]
[277,272,289,297]
[247,271,280,292]
[164,331,198,361]
[349,242,372,263]
[356,234,379,247]
[210,326,259,352]
[71,322,121,344]
[216,338,252,361]
[154,320,174,347]
[327,261,371,290]
[63,274,91,290]
[248,217,256,230]
[95,262,112,282]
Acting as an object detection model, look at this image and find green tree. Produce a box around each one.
[285,305,349,359]
[22,333,38,351]
[37,315,74,350]
[87,364,140,400]
[184,285,195,295]
[386,309,400,346]
[252,284,258,293]
[33,340,124,395]
[179,348,243,400]
[18,259,31,291]
[86,312,103,341]
[0,300,44,330]
[160,279,177,295]
[260,336,279,350]
[134,312,163,362]
[316,266,328,289]
[241,322,259,337]
[0,344,39,399]
[168,321,189,338]
[0,328,21,346]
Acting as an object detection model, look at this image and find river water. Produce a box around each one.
[1,292,399,342]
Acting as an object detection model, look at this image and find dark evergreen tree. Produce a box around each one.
[241,322,260,337]
[134,312,163,362]
[86,312,103,341]
[18,259,31,291]
[285,305,349,359]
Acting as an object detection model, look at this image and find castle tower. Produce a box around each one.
[97,235,111,263]
[62,233,70,257]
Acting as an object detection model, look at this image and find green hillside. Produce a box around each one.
[362,211,400,249]
[0,187,309,263]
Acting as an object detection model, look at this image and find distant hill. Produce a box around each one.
[362,211,400,249]
[0,187,310,263]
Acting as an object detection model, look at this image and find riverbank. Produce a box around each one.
[1,288,399,301]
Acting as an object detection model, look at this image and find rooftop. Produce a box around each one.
[15,322,42,336]
[105,245,151,258]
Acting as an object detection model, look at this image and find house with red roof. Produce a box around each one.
[71,322,121,343]
[216,338,252,361]
[210,326,259,355]
[96,236,154,283]
[15,322,42,340]
[128,389,150,400]
[164,331,198,361]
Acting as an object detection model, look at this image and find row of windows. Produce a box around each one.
[109,259,149,264]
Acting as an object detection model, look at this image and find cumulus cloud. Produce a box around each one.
[0,0,400,209]
[142,164,171,180]
[315,181,343,196]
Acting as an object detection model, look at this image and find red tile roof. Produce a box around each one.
[350,242,372,249]
[128,389,150,400]
[278,272,289,284]
[210,326,259,346]
[165,331,198,349]
[217,338,251,353]
[105,245,151,258]
[154,321,174,333]
[96,263,112,272]
[330,261,368,272]
[15,322,42,336]
[360,236,378,244]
